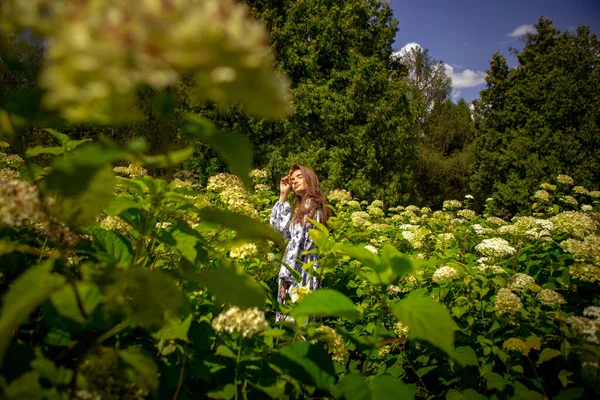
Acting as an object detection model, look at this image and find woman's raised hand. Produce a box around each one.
[279,176,291,202]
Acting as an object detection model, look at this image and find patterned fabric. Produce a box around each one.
[270,200,320,322]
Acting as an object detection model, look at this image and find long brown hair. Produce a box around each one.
[290,164,330,226]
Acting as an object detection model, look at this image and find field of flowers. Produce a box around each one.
[1,141,599,399]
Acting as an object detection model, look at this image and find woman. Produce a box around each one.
[270,164,330,322]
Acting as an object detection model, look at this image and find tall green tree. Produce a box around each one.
[471,16,600,214]
[415,99,474,206]
[190,0,418,204]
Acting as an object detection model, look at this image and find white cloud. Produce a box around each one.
[444,64,486,89]
[392,42,421,58]
[507,24,536,38]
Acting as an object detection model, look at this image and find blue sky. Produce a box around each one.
[388,0,600,102]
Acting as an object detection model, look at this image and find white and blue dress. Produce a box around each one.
[270,200,321,322]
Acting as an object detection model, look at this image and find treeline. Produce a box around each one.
[2,1,599,216]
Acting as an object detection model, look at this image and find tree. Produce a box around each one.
[470,16,600,215]
[190,0,418,205]
[395,46,452,119]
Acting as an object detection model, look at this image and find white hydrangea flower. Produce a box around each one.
[475,238,516,258]
[494,289,523,314]
[364,245,378,254]
[211,306,269,337]
[507,273,536,292]
[432,266,460,283]
[537,289,566,306]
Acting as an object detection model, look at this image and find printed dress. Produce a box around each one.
[270,201,320,322]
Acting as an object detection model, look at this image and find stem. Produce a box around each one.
[96,321,130,344]
[37,236,48,264]
[234,338,243,400]
[526,356,548,399]
[70,280,88,321]
[173,341,188,400]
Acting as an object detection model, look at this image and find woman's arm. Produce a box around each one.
[270,176,293,238]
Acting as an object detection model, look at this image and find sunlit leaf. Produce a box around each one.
[391,291,458,357]
[290,289,359,322]
[91,228,133,266]
[50,282,102,324]
[152,314,193,342]
[198,208,285,251]
[197,264,265,308]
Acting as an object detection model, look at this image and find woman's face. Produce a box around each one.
[289,169,307,196]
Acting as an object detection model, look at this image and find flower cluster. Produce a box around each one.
[367,205,385,217]
[3,0,290,122]
[573,186,589,195]
[557,174,574,185]
[387,285,402,295]
[0,168,19,180]
[568,306,600,344]
[364,245,378,254]
[475,238,516,258]
[249,169,268,181]
[328,189,352,203]
[207,173,257,218]
[457,209,476,220]
[494,289,523,314]
[0,178,47,228]
[254,183,270,192]
[502,338,531,355]
[211,306,269,338]
[229,243,258,259]
[507,273,536,292]
[442,200,462,211]
[533,190,550,202]
[560,195,579,207]
[435,233,455,250]
[550,211,598,239]
[401,226,431,249]
[350,211,370,226]
[371,200,384,208]
[394,322,410,337]
[0,152,24,167]
[99,215,130,233]
[537,289,566,306]
[432,266,460,283]
[315,326,349,363]
[290,286,310,302]
[113,164,147,178]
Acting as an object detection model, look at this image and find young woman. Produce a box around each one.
[270,164,330,322]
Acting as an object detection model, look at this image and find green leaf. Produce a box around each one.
[370,375,414,400]
[445,388,487,400]
[159,219,207,264]
[207,384,236,400]
[0,261,66,367]
[118,347,158,394]
[336,373,371,400]
[454,346,479,367]
[182,114,253,189]
[198,264,266,308]
[42,163,116,226]
[416,365,438,377]
[248,381,285,399]
[380,245,413,277]
[104,195,144,216]
[483,371,505,391]
[290,289,359,322]
[46,128,70,146]
[43,328,72,347]
[215,345,237,359]
[198,208,285,251]
[391,291,458,357]
[269,342,335,390]
[26,145,64,157]
[151,314,192,342]
[132,146,194,168]
[50,282,102,324]
[91,228,133,266]
[554,387,585,400]
[536,348,561,366]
